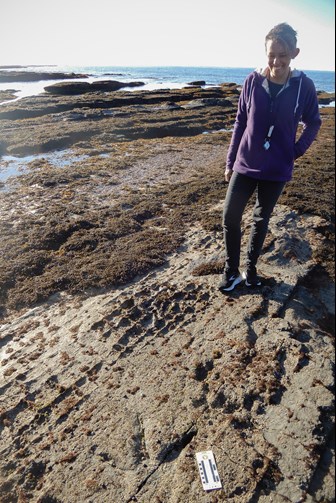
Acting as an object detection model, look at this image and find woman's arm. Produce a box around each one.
[226,76,251,171]
[294,79,322,159]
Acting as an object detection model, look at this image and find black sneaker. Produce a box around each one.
[218,270,242,292]
[243,268,262,287]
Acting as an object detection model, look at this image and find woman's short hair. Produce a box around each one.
[265,23,298,52]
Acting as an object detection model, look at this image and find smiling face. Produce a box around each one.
[266,39,300,84]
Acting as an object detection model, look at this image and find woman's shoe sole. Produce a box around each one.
[218,275,243,292]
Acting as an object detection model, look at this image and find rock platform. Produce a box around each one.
[0,80,334,502]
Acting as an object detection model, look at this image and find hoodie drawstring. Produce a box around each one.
[294,77,302,115]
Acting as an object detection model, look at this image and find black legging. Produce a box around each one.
[223,171,286,273]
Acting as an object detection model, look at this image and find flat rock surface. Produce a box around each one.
[0,86,334,502]
[0,71,89,83]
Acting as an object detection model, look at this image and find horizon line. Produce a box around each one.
[0,63,335,73]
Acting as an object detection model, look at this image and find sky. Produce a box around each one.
[1,0,335,71]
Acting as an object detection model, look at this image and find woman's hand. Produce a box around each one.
[225,168,233,183]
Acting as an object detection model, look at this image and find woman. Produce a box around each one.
[219,22,321,292]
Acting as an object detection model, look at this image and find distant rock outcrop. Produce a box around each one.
[0,71,89,82]
[187,80,206,86]
[44,80,145,95]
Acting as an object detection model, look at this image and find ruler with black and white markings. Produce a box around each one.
[196,450,222,491]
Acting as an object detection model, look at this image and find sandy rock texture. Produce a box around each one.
[0,83,334,503]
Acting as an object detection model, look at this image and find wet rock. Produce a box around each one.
[0,86,240,153]
[0,85,239,122]
[0,70,89,82]
[187,80,206,86]
[183,97,233,108]
[317,91,335,105]
[44,80,145,95]
[0,89,18,101]
[44,81,92,95]
[154,101,183,110]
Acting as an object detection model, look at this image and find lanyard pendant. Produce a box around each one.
[263,125,274,150]
[267,125,274,137]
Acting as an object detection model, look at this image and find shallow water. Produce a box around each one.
[0,150,89,184]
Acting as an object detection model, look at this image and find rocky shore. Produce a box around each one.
[0,70,89,83]
[0,79,334,502]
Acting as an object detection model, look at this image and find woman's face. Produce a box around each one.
[266,39,297,83]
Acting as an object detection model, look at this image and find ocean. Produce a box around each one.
[0,66,334,104]
[73,66,335,93]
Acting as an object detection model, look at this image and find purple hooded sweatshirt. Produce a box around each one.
[226,69,322,182]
